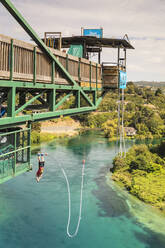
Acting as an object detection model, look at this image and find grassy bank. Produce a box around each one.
[31,130,77,145]
[111,142,165,213]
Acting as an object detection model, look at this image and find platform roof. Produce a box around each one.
[59,36,134,49]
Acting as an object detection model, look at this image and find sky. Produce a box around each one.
[0,0,165,82]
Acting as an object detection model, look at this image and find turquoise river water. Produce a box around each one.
[0,131,165,248]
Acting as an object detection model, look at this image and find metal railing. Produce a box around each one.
[0,127,31,181]
[0,34,102,89]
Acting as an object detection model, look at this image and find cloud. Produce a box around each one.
[0,0,165,81]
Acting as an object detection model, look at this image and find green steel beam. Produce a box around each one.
[0,127,30,136]
[52,61,55,84]
[0,80,79,90]
[30,92,47,106]
[76,90,80,108]
[96,90,107,108]
[54,92,72,111]
[15,91,46,115]
[0,79,102,91]
[80,90,94,107]
[93,90,97,105]
[7,86,16,117]
[0,0,96,107]
[0,145,30,158]
[32,106,96,121]
[49,88,56,111]
[0,106,96,126]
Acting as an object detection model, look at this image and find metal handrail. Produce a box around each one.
[0,145,30,158]
[0,128,30,137]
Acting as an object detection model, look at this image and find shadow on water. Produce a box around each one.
[134,230,165,248]
[91,161,165,248]
[92,165,130,218]
[66,130,103,158]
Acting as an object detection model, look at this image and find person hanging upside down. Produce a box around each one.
[36,153,47,182]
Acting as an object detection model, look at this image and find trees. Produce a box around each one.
[112,142,165,210]
[102,119,117,138]
[155,88,163,96]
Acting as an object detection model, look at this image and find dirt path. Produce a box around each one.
[41,118,81,136]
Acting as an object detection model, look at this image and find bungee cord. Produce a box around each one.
[117,88,126,157]
[36,153,86,238]
[58,159,85,238]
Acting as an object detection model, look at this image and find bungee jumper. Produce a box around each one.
[36,153,47,182]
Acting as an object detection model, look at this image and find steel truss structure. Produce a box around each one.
[0,0,105,128]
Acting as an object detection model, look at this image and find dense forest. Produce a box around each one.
[77,82,165,140]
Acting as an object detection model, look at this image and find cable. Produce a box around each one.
[116,88,121,154]
[121,88,126,157]
[59,160,85,238]
[117,88,126,157]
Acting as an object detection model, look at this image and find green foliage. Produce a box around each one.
[31,122,41,133]
[98,96,117,112]
[155,88,163,96]
[102,119,117,138]
[111,156,126,172]
[75,83,165,140]
[31,131,40,144]
[75,112,117,128]
[150,141,165,158]
[112,142,165,211]
[87,113,113,128]
[125,102,136,112]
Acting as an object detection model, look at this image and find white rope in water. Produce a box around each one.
[59,160,85,238]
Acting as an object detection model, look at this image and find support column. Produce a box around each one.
[52,60,55,83]
[7,87,16,117]
[49,88,56,111]
[93,90,97,106]
[76,90,80,108]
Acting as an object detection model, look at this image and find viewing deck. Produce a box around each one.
[0,34,102,89]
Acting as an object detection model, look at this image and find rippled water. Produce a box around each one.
[0,131,164,248]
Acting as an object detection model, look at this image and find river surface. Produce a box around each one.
[0,131,165,248]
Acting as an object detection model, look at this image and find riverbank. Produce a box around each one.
[31,117,82,145]
[111,143,165,214]
[41,117,81,136]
